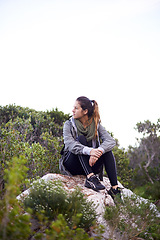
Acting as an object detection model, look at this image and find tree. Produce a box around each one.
[0,105,70,191]
[128,119,160,185]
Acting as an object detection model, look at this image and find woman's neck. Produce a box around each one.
[79,115,89,128]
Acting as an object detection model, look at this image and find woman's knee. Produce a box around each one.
[104,151,114,159]
[102,151,116,165]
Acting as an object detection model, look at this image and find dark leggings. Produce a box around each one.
[63,136,118,186]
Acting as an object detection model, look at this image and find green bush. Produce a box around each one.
[0,155,102,240]
[23,180,97,230]
[128,119,160,198]
[112,145,133,188]
[0,104,69,190]
[0,156,31,240]
[144,181,160,201]
[104,195,160,240]
[45,214,94,240]
[32,213,104,240]
[134,181,160,204]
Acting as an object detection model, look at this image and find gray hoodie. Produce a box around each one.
[59,117,116,175]
[64,117,115,154]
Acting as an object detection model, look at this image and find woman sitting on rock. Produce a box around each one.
[60,96,120,198]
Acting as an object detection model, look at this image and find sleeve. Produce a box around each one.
[98,123,116,153]
[63,120,93,155]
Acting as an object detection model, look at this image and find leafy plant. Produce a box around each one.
[0,104,69,191]
[0,155,101,240]
[104,194,160,240]
[112,145,133,188]
[128,119,160,186]
[23,180,97,230]
[35,214,97,240]
[0,155,31,240]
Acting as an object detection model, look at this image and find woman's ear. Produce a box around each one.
[83,109,88,115]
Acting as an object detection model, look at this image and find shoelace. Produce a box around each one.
[90,175,100,184]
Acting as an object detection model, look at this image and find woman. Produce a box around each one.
[59,96,121,198]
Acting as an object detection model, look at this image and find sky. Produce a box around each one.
[0,0,160,149]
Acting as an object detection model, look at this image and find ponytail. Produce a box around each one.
[76,96,101,138]
[91,100,100,138]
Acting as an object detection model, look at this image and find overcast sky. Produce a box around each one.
[0,0,160,148]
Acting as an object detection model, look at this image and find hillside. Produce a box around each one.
[0,105,160,239]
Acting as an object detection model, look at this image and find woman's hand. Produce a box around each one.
[90,149,103,158]
[89,155,98,167]
[89,149,103,167]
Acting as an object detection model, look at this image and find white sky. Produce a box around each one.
[0,0,160,148]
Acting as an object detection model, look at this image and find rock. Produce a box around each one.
[17,173,116,224]
[18,174,121,239]
[17,173,159,239]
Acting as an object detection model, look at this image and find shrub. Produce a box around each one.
[37,213,105,240]
[0,105,69,189]
[0,156,101,240]
[35,214,95,240]
[144,181,160,201]
[23,180,97,230]
[112,145,133,188]
[0,156,31,240]
[104,194,160,240]
[134,181,160,204]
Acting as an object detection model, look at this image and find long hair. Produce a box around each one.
[76,96,100,138]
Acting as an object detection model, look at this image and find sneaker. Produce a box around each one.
[85,175,105,191]
[107,187,122,201]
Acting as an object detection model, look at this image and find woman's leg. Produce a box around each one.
[92,151,118,186]
[93,151,121,198]
[63,151,93,176]
[63,135,105,191]
[63,151,105,190]
[63,136,105,190]
[63,135,93,176]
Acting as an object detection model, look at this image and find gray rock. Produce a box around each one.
[17,173,159,239]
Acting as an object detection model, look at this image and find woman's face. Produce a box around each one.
[72,101,88,120]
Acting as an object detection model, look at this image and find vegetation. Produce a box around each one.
[0,104,70,191]
[23,180,97,229]
[0,155,103,240]
[0,104,159,239]
[112,145,133,188]
[0,105,103,239]
[128,119,160,203]
[104,195,160,240]
[0,156,31,240]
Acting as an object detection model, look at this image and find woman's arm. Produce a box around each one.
[63,120,93,155]
[98,123,116,153]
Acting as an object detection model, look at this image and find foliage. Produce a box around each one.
[44,214,94,240]
[0,155,102,240]
[1,104,159,239]
[112,145,133,188]
[129,119,160,184]
[0,156,31,240]
[23,179,97,230]
[134,181,160,203]
[0,104,70,190]
[104,194,160,240]
[0,104,69,129]
[31,213,104,240]
[128,119,160,201]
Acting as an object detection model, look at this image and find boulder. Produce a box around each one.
[17,173,159,239]
[17,173,124,239]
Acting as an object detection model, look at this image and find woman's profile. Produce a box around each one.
[59,96,121,199]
